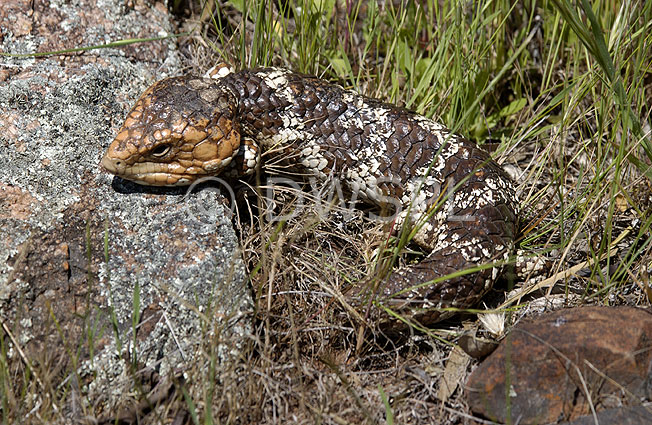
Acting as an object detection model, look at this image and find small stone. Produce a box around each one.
[559,406,652,425]
[466,306,652,424]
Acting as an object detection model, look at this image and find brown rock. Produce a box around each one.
[466,306,652,424]
[560,406,652,425]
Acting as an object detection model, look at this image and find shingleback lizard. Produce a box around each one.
[101,66,519,328]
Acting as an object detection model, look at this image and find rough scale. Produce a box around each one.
[102,67,519,328]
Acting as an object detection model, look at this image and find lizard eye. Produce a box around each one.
[151,144,171,157]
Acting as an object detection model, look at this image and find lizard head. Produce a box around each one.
[101,76,240,186]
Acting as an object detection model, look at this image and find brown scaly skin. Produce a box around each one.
[102,67,518,329]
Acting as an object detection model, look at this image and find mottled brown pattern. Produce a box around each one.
[102,67,519,328]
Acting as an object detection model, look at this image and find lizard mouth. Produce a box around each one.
[101,154,196,186]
